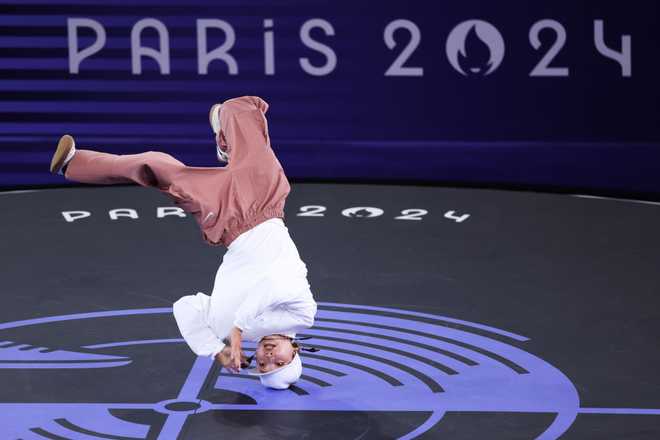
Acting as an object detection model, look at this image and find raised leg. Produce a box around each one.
[55,138,232,245]
[65,149,185,189]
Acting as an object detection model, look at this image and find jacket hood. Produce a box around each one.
[216,96,270,164]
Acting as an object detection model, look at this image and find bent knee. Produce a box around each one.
[172,295,193,318]
[173,292,209,317]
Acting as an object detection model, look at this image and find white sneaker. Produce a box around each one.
[50,134,76,175]
[209,103,222,134]
[209,103,229,163]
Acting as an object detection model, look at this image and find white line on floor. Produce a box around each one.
[571,194,660,206]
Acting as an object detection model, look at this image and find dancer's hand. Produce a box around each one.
[216,347,246,373]
[228,326,243,372]
[215,346,233,370]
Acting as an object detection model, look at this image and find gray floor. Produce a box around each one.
[1,184,659,439]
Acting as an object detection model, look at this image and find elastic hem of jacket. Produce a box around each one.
[219,208,285,247]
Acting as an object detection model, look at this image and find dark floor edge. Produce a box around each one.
[3,180,660,203]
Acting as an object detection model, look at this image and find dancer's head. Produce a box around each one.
[255,335,299,373]
[247,335,303,389]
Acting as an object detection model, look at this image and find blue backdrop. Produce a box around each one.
[1,0,659,196]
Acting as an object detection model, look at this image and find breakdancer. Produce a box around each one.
[50,96,317,390]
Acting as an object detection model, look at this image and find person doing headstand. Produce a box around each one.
[49,96,317,390]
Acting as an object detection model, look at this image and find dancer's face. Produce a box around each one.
[255,335,297,373]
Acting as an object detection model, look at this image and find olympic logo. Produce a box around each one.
[1,302,657,439]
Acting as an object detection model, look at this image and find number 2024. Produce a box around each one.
[385,19,631,77]
[296,205,470,223]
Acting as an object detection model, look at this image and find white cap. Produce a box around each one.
[246,352,303,390]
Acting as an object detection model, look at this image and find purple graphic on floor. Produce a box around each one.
[0,303,658,439]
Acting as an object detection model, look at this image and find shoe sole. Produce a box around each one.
[50,134,75,174]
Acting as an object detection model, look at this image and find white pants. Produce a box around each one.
[173,218,313,357]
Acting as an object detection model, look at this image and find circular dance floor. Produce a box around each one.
[1,184,659,439]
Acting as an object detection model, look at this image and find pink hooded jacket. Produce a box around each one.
[65,96,290,247]
[187,95,290,246]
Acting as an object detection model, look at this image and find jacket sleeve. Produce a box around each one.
[173,293,226,358]
[233,289,317,341]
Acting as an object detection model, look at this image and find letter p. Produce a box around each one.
[68,18,106,74]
